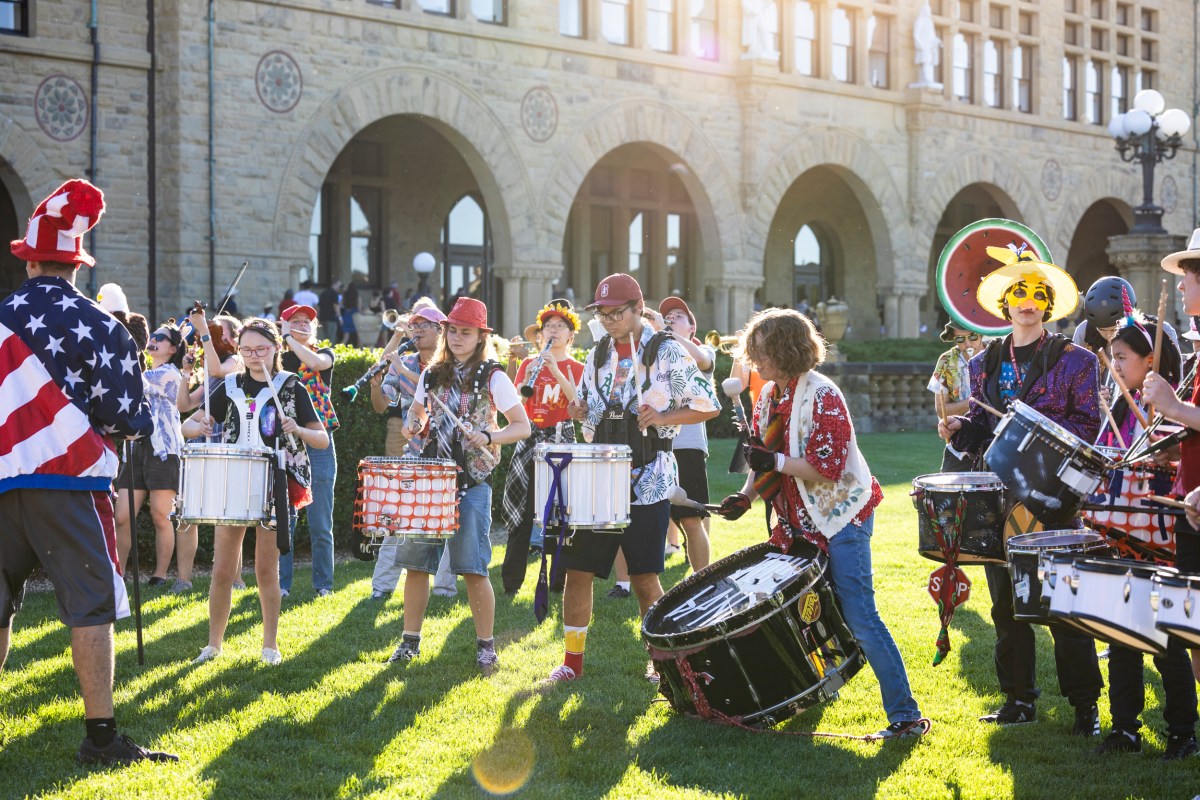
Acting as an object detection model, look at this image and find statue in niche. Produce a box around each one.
[911,1,944,88]
[741,0,780,62]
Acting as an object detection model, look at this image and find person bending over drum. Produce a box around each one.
[181,319,329,666]
[938,247,1104,734]
[115,320,188,587]
[389,298,531,675]
[715,308,926,739]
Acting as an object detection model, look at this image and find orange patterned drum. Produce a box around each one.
[353,457,459,544]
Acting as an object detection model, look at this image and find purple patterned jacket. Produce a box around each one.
[949,332,1101,458]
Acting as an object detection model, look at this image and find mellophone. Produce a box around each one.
[914,400,1200,655]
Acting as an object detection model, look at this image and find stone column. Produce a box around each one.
[499,268,522,337]
[1106,232,1187,325]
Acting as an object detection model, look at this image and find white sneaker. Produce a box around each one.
[261,647,282,665]
[193,645,222,664]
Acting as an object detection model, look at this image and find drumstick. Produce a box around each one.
[969,396,1005,419]
[1100,401,1127,450]
[262,363,298,448]
[1148,279,1168,418]
[426,389,498,465]
[629,332,648,437]
[1149,494,1190,510]
[935,389,948,426]
[1098,350,1150,430]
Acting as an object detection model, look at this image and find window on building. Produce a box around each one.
[444,195,489,305]
[831,7,854,83]
[350,187,382,286]
[0,0,28,34]
[1018,11,1033,35]
[953,33,973,102]
[601,0,630,45]
[667,213,687,296]
[793,224,826,307]
[689,1,717,59]
[470,0,505,24]
[983,39,1002,107]
[1141,39,1155,61]
[867,14,889,88]
[1090,0,1104,19]
[647,0,674,52]
[1116,3,1130,26]
[1065,0,1077,12]
[1091,28,1106,50]
[1065,22,1080,46]
[989,4,1005,29]
[418,0,454,15]
[1140,8,1154,31]
[1085,59,1102,124]
[1012,45,1032,112]
[1116,33,1130,56]
[629,212,645,276]
[959,0,976,23]
[794,1,817,76]
[308,185,332,287]
[1111,64,1129,116]
[560,0,584,36]
[1063,56,1078,121]
[1136,69,1155,92]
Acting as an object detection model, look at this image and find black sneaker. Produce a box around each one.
[1095,729,1141,755]
[875,719,929,740]
[979,699,1036,725]
[477,640,500,676]
[1072,704,1100,737]
[147,576,167,588]
[606,585,631,599]
[386,636,420,664]
[77,734,179,765]
[1162,734,1199,761]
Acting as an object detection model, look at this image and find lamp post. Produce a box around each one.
[1108,89,1192,235]
[413,251,436,300]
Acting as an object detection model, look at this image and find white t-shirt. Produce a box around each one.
[674,343,716,454]
[294,289,320,307]
[413,367,522,414]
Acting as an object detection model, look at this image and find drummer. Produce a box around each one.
[938,246,1105,735]
[927,322,980,471]
[715,308,926,739]
[1090,317,1197,758]
[388,298,531,674]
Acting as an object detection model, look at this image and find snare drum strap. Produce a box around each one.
[533,452,573,624]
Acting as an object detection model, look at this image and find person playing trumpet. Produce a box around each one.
[499,301,585,595]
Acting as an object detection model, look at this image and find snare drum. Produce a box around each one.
[1064,558,1171,655]
[1083,447,1178,564]
[1151,571,1200,648]
[984,401,1112,528]
[911,472,1007,565]
[533,443,632,530]
[1006,530,1112,625]
[353,457,459,543]
[642,541,864,727]
[177,443,273,526]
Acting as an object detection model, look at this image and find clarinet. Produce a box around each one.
[340,337,416,402]
[519,339,554,398]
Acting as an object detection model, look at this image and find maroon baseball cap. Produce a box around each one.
[659,296,695,326]
[587,273,643,310]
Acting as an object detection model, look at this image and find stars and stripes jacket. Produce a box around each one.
[0,275,153,494]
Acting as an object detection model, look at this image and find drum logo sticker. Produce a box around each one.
[799,592,821,624]
[401,479,415,490]
[1014,575,1030,603]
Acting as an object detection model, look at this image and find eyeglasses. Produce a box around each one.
[953,334,981,343]
[237,345,274,357]
[410,321,438,331]
[594,305,632,323]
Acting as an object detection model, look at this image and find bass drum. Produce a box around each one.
[642,541,864,727]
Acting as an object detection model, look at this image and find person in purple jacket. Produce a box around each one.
[939,245,1104,736]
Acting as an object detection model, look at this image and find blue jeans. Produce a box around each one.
[279,438,337,592]
[392,483,493,576]
[826,515,922,724]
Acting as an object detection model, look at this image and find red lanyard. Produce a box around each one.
[1007,330,1046,391]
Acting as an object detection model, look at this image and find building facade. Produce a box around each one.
[0,0,1195,340]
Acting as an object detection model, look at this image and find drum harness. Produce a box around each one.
[592,331,674,492]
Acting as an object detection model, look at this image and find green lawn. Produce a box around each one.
[2,433,1195,799]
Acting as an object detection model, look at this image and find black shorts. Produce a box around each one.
[116,442,180,492]
[561,500,670,579]
[0,488,129,629]
[670,449,710,522]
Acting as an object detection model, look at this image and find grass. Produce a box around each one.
[1,433,1195,799]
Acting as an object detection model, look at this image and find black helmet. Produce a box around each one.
[1084,276,1136,328]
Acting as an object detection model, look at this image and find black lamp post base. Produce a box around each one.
[1130,203,1167,235]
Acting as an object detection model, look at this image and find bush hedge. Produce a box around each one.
[130,341,748,565]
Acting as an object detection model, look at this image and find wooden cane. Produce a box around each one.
[969,396,1006,419]
[1098,350,1150,430]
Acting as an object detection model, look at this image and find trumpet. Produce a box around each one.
[519,338,555,398]
[341,336,417,402]
[381,309,403,330]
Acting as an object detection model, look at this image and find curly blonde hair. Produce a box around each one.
[735,308,826,377]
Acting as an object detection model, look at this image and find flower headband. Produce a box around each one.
[536,301,580,332]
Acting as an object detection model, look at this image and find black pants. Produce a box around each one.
[984,562,1104,706]
[500,487,563,593]
[1108,640,1198,737]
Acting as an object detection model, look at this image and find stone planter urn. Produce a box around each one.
[353,311,382,347]
[817,297,850,362]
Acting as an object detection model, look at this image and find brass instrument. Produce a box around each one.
[381,308,403,330]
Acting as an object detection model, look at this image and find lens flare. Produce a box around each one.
[471,728,535,796]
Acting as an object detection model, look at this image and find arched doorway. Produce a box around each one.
[561,144,703,314]
[924,183,1022,332]
[1065,199,1131,294]
[0,162,25,302]
[763,166,882,339]
[305,115,494,311]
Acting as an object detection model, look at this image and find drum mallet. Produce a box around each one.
[1098,350,1150,430]
[969,396,1005,419]
[722,377,749,429]
[667,485,723,513]
[629,332,648,437]
[426,390,498,465]
[1147,278,1168,418]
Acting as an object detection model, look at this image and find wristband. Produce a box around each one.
[775,453,786,472]
[200,334,211,342]
[484,430,493,445]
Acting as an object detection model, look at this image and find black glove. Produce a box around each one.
[717,492,752,521]
[744,437,779,473]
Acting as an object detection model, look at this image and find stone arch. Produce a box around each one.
[542,99,741,271]
[272,66,535,272]
[750,126,907,289]
[914,151,1045,268]
[1053,164,1135,246]
[0,111,51,221]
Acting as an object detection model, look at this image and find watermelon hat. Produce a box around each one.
[976,245,1079,324]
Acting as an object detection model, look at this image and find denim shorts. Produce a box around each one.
[391,483,492,576]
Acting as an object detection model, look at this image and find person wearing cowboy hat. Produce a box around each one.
[499,300,585,595]
[387,297,531,674]
[928,322,982,471]
[938,245,1105,735]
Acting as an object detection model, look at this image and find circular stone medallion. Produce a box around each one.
[521,87,558,143]
[256,51,302,114]
[35,75,88,142]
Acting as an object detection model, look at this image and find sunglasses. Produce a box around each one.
[150,332,174,344]
[954,334,981,343]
